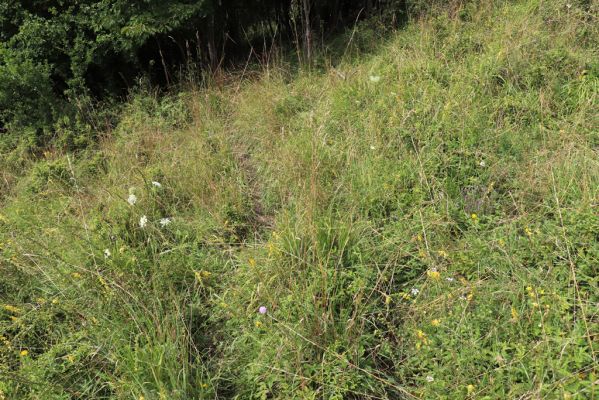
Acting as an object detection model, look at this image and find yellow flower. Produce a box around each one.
[437,250,448,258]
[194,270,211,282]
[71,272,81,279]
[431,319,441,327]
[36,297,46,304]
[524,227,533,237]
[20,350,28,357]
[467,384,475,394]
[66,354,75,363]
[255,321,263,328]
[416,330,426,340]
[511,307,519,320]
[3,305,19,313]
[471,213,478,221]
[52,299,59,305]
[385,295,392,305]
[498,239,506,247]
[248,258,256,267]
[427,270,441,280]
[201,383,208,389]
[467,292,474,301]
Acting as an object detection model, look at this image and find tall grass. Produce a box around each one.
[1,0,597,398]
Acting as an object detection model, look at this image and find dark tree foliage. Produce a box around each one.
[0,0,404,148]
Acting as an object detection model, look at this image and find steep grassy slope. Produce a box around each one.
[1,0,597,398]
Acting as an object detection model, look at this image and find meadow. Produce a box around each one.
[0,0,597,398]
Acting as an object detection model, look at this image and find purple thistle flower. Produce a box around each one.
[258,306,267,314]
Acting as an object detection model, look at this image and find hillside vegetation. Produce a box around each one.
[1,0,598,398]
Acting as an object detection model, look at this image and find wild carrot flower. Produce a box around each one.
[151,181,162,188]
[139,215,148,228]
[411,288,420,296]
[426,375,434,382]
[127,194,137,205]
[159,218,171,227]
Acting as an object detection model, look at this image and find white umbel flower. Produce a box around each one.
[369,75,381,83]
[426,376,434,383]
[127,194,137,205]
[139,215,148,228]
[159,218,171,227]
[104,249,111,259]
[151,181,162,188]
[411,288,420,296]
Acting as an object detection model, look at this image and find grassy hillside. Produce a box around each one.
[1,0,597,398]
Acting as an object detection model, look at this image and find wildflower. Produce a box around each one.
[139,215,148,228]
[431,319,441,327]
[159,218,171,227]
[104,249,111,259]
[369,75,381,83]
[446,277,455,282]
[511,307,519,320]
[201,383,209,389]
[66,354,75,363]
[467,384,475,394]
[258,306,267,314]
[3,305,19,313]
[36,297,46,305]
[416,330,426,340]
[467,292,474,301]
[498,238,506,247]
[51,299,59,305]
[479,160,486,167]
[370,145,376,150]
[255,321,263,328]
[127,194,137,206]
[71,272,81,279]
[427,269,441,281]
[426,375,434,382]
[385,295,392,305]
[151,181,162,188]
[248,258,256,267]
[471,213,478,221]
[410,288,420,296]
[524,227,533,237]
[20,350,28,357]
[437,250,448,258]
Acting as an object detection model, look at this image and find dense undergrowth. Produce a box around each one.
[1,0,598,398]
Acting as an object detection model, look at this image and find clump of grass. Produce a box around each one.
[1,0,597,398]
